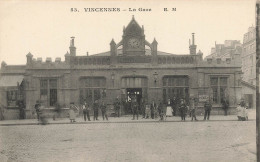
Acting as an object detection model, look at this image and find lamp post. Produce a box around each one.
[111,72,115,88]
[153,72,158,103]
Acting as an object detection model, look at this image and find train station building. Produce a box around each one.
[0,17,243,119]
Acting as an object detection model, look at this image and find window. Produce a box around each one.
[79,77,106,104]
[7,90,18,107]
[162,76,189,104]
[121,77,148,88]
[210,77,228,104]
[40,79,58,107]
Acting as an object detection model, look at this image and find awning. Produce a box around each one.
[0,75,24,87]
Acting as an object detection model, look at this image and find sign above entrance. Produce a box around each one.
[118,56,152,63]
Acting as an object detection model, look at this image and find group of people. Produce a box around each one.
[67,96,214,122]
[33,96,249,123]
[69,100,109,122]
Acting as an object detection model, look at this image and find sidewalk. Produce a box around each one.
[0,109,256,126]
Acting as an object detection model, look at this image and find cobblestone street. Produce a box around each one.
[0,117,256,162]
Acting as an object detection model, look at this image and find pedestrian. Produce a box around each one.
[166,98,173,117]
[69,102,78,123]
[18,100,26,119]
[221,98,229,116]
[158,101,164,121]
[190,98,198,121]
[38,104,48,125]
[145,102,150,119]
[82,101,87,121]
[236,103,242,121]
[179,99,187,121]
[238,100,247,121]
[100,100,108,121]
[34,100,41,121]
[0,104,4,120]
[132,96,139,120]
[114,97,121,117]
[203,100,212,120]
[172,97,177,116]
[157,100,163,116]
[93,100,99,121]
[140,98,145,119]
[150,100,156,119]
[85,101,91,121]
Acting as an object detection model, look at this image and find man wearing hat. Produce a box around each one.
[179,99,187,121]
[93,100,99,121]
[204,99,212,120]
[132,96,139,120]
[34,100,41,121]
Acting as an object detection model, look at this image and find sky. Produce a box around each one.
[0,0,256,65]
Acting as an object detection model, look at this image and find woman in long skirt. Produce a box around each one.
[69,102,77,123]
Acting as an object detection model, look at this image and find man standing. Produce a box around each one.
[100,100,108,121]
[150,100,156,119]
[204,100,212,120]
[132,96,139,120]
[179,99,187,121]
[114,97,121,117]
[190,97,198,121]
[82,101,91,121]
[221,98,229,116]
[93,100,99,121]
[34,100,41,121]
[157,100,163,119]
[18,100,26,119]
[172,97,177,116]
[140,98,145,119]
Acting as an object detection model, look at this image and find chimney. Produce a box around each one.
[69,37,76,56]
[192,33,195,45]
[189,33,197,55]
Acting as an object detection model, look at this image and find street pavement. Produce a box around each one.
[0,109,256,162]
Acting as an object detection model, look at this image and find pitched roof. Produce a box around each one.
[91,49,178,56]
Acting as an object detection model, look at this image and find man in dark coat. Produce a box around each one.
[221,99,229,116]
[157,100,163,119]
[150,100,156,119]
[100,101,108,121]
[114,97,121,117]
[179,99,187,121]
[18,100,26,119]
[171,97,177,116]
[132,97,139,120]
[93,100,99,121]
[83,101,91,121]
[140,98,145,119]
[204,100,212,120]
[34,100,41,121]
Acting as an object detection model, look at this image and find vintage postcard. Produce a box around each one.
[0,0,258,162]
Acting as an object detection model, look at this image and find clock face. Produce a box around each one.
[127,38,141,49]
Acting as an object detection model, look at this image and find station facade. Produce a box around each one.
[0,17,243,119]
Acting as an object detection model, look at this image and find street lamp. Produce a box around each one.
[111,72,115,87]
[153,72,159,103]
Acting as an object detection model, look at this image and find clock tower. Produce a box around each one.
[122,16,145,55]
